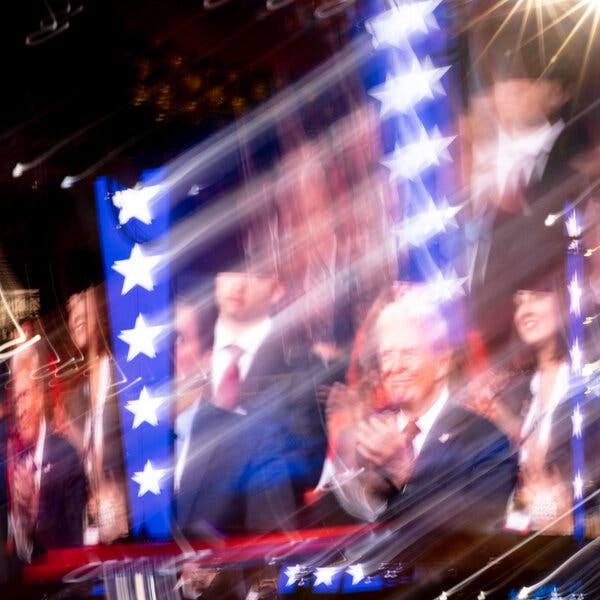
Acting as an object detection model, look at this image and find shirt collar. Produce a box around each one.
[34,420,46,468]
[397,386,449,442]
[496,119,564,191]
[214,317,272,358]
[415,386,449,441]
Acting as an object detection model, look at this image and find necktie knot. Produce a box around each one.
[214,345,243,410]
[403,419,420,442]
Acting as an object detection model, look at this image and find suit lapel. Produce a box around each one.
[176,405,229,527]
[240,333,287,403]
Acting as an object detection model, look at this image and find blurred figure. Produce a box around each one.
[327,284,517,540]
[505,276,574,534]
[8,343,86,561]
[172,288,213,492]
[467,25,591,363]
[175,214,327,537]
[58,285,128,544]
[470,270,600,535]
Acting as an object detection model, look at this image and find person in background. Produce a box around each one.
[175,213,327,536]
[8,343,86,561]
[56,285,129,544]
[327,284,517,554]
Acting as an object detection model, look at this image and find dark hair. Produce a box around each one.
[510,269,570,372]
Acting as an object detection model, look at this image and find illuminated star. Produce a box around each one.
[569,273,583,317]
[347,564,365,586]
[284,565,302,587]
[112,244,162,295]
[132,460,168,497]
[313,567,338,587]
[368,58,450,117]
[381,127,455,182]
[572,404,583,438]
[571,339,583,375]
[426,271,468,302]
[399,197,463,246]
[118,313,165,361]
[366,0,441,48]
[112,185,159,225]
[125,387,167,428]
[573,471,584,500]
[566,212,581,238]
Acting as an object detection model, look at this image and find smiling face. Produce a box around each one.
[513,289,561,352]
[375,302,448,418]
[67,290,93,351]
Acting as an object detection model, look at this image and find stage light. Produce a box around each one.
[12,163,24,178]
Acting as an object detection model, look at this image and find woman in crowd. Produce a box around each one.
[55,285,129,544]
[470,268,595,535]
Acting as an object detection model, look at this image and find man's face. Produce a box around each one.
[174,302,204,383]
[13,370,44,447]
[214,271,282,323]
[492,77,569,131]
[376,304,446,416]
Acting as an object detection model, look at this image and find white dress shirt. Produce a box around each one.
[211,317,272,395]
[174,399,201,491]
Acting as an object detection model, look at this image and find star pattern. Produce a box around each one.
[313,567,339,587]
[566,212,581,238]
[366,0,441,48]
[284,565,302,587]
[569,273,582,317]
[112,244,162,295]
[125,387,167,428]
[347,564,365,586]
[398,197,462,247]
[112,185,158,225]
[572,404,583,438]
[573,471,584,500]
[381,127,455,182]
[571,339,583,375]
[426,271,468,302]
[368,57,450,116]
[118,313,165,361]
[132,460,168,497]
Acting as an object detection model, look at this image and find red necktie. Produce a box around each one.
[403,420,421,465]
[214,345,243,410]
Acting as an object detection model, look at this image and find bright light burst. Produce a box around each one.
[468,0,600,101]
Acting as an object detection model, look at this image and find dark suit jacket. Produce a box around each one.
[61,370,127,481]
[367,405,518,563]
[472,122,590,356]
[235,330,328,501]
[34,433,87,553]
[175,402,297,538]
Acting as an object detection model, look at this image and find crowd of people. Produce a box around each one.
[1,19,600,598]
